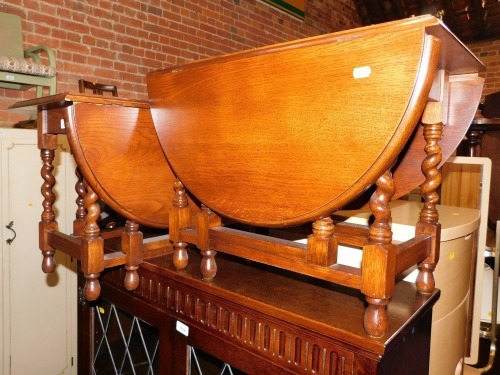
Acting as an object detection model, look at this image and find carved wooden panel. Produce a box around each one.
[103,267,356,375]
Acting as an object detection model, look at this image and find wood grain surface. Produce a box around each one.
[65,101,174,228]
[149,26,437,227]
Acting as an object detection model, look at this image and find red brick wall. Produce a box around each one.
[467,40,500,98]
[0,0,360,126]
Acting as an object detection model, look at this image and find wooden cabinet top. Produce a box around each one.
[141,249,439,358]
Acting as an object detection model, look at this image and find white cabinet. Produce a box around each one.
[0,128,77,374]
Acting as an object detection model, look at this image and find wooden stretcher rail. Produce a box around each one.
[333,222,371,247]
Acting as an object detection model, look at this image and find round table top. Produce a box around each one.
[149,26,438,227]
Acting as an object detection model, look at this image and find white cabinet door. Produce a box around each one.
[0,128,77,375]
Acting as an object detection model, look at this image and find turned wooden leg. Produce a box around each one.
[416,102,442,295]
[465,129,483,157]
[39,148,58,273]
[122,220,143,291]
[81,182,104,301]
[364,297,389,336]
[198,205,221,281]
[84,273,101,299]
[169,179,191,270]
[73,167,87,236]
[200,249,217,280]
[172,241,189,270]
[361,169,396,337]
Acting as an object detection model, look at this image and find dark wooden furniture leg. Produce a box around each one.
[39,141,58,273]
[169,179,191,271]
[73,167,87,236]
[122,220,143,291]
[81,180,104,301]
[197,205,221,280]
[465,129,483,157]
[417,102,442,294]
[77,269,93,375]
[362,169,396,337]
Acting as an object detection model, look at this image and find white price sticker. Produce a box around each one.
[353,66,371,79]
[176,320,189,336]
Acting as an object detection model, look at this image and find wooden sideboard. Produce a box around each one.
[81,249,439,375]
